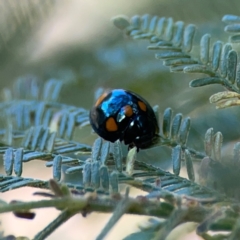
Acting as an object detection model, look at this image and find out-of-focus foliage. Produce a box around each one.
[2,1,240,240]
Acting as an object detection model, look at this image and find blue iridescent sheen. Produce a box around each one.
[89,89,159,149]
[101,90,133,117]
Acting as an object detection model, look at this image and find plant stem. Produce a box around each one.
[34,209,78,240]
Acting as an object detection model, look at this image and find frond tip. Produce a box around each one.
[209,91,240,109]
[112,15,130,30]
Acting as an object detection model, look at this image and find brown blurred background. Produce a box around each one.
[1,0,240,239]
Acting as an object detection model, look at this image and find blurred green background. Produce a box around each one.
[1,0,240,239]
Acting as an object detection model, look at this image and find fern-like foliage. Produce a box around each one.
[2,13,240,240]
[1,77,89,141]
[113,14,240,109]
[223,14,240,43]
[0,75,240,239]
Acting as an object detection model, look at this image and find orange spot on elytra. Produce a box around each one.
[138,101,147,111]
[95,92,108,107]
[106,117,118,131]
[124,105,133,117]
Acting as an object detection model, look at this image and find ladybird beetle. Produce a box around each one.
[89,89,159,149]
